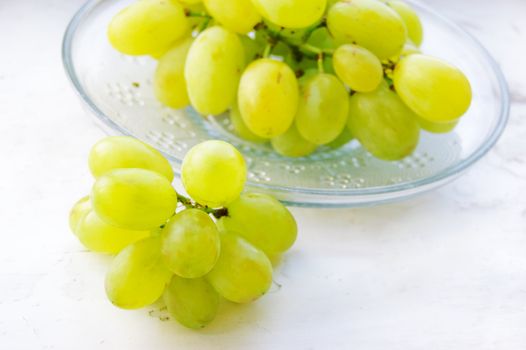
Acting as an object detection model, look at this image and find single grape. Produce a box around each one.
[230,103,266,143]
[108,0,189,56]
[327,127,354,149]
[218,193,297,255]
[185,26,245,115]
[161,209,220,278]
[295,73,349,145]
[77,210,150,254]
[393,54,472,122]
[417,117,458,134]
[181,140,246,208]
[348,82,420,160]
[271,124,318,158]
[203,0,261,34]
[163,275,220,329]
[92,168,177,230]
[306,27,336,51]
[327,0,407,59]
[333,44,383,92]
[154,37,193,109]
[69,196,92,234]
[206,232,272,303]
[386,1,423,46]
[238,58,299,138]
[88,136,174,181]
[105,237,172,309]
[251,0,326,28]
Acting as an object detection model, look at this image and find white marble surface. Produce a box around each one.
[1,0,525,349]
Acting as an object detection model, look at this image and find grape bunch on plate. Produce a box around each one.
[69,136,297,328]
[107,0,472,161]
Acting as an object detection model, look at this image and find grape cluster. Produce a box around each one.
[69,136,297,329]
[108,0,472,161]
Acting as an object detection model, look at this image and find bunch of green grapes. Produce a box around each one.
[69,136,297,328]
[107,0,472,162]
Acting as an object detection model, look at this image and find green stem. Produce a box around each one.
[317,53,324,73]
[263,43,273,58]
[176,194,229,219]
[185,10,211,18]
[198,17,211,32]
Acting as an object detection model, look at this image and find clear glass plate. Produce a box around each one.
[62,0,509,207]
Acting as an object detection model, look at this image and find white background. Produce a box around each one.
[1,0,526,349]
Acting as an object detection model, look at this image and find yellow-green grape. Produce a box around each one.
[92,169,177,230]
[154,37,193,109]
[271,124,318,158]
[76,211,150,254]
[417,117,458,134]
[88,136,174,181]
[251,0,326,28]
[69,196,91,234]
[393,54,472,122]
[327,0,407,59]
[327,127,354,149]
[218,193,297,255]
[163,275,219,329]
[206,232,272,303]
[238,58,299,138]
[348,82,420,160]
[185,26,245,115]
[161,209,220,278]
[181,140,246,208]
[295,73,349,145]
[105,237,172,309]
[306,27,336,50]
[108,0,189,56]
[333,44,383,92]
[386,1,423,46]
[230,103,266,143]
[203,0,261,34]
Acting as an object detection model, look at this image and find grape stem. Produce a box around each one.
[184,10,211,18]
[176,194,229,219]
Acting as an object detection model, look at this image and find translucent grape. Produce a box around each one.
[295,73,349,145]
[181,140,246,208]
[238,59,299,138]
[108,0,189,56]
[417,117,458,134]
[88,136,174,181]
[105,237,172,309]
[393,54,472,122]
[348,82,420,160]
[327,0,407,59]
[251,0,326,28]
[333,44,383,92]
[185,26,245,115]
[271,124,318,158]
[327,127,354,149]
[154,37,193,109]
[206,232,272,303]
[386,1,423,46]
[69,195,91,234]
[163,275,220,329]
[218,193,297,255]
[230,104,266,143]
[161,209,220,278]
[92,168,177,230]
[203,0,261,34]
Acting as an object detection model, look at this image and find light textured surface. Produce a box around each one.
[0,0,525,349]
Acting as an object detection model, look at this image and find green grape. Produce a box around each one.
[108,0,189,56]
[203,0,261,34]
[240,36,263,64]
[218,193,297,254]
[327,0,340,8]
[327,127,354,149]
[88,136,174,181]
[181,140,246,208]
[271,124,318,158]
[154,37,193,109]
[163,275,219,329]
[251,0,326,28]
[77,211,150,254]
[185,26,245,116]
[161,209,220,278]
[327,0,407,59]
[393,54,472,122]
[295,73,349,145]
[306,27,336,50]
[333,44,383,92]
[230,104,266,143]
[69,196,91,234]
[105,237,172,309]
[238,58,299,138]
[92,168,177,230]
[386,1,423,46]
[348,82,420,160]
[206,232,272,303]
[417,117,458,134]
